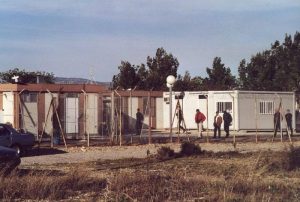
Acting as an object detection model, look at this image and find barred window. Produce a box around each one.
[23,93,37,103]
[216,102,232,113]
[259,101,274,114]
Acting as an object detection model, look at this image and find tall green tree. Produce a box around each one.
[0,68,55,84]
[238,32,300,91]
[112,48,179,90]
[112,61,140,89]
[173,71,205,91]
[203,57,236,90]
[146,48,179,90]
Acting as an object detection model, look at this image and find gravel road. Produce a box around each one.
[21,141,300,166]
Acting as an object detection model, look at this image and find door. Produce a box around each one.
[86,94,98,134]
[65,97,79,134]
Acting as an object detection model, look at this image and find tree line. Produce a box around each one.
[0,31,299,92]
[112,31,300,91]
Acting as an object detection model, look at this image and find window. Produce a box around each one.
[143,97,148,114]
[23,93,37,102]
[216,102,232,113]
[259,101,274,114]
[66,93,78,98]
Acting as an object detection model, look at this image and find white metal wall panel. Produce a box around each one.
[155,98,164,129]
[238,93,294,130]
[65,97,79,134]
[86,94,98,134]
[44,93,58,135]
[22,102,38,135]
[2,92,14,125]
[207,91,235,130]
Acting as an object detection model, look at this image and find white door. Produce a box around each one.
[65,97,79,134]
[86,94,98,134]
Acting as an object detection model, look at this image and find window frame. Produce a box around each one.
[259,100,274,115]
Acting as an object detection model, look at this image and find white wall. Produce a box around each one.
[162,91,295,131]
[86,93,98,134]
[207,91,235,130]
[44,93,58,135]
[238,92,294,130]
[163,91,208,130]
[156,98,164,129]
[2,92,14,125]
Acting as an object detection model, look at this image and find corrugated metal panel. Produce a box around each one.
[65,97,79,133]
[86,94,98,134]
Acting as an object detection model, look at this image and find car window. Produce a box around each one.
[0,126,10,136]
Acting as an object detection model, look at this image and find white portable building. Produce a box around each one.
[163,90,295,131]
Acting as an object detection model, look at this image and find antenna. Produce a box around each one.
[88,67,95,84]
[12,75,19,83]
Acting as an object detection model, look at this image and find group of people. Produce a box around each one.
[273,108,293,137]
[194,109,232,139]
[136,106,294,138]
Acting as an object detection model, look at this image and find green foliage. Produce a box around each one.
[0,68,55,84]
[112,61,140,89]
[146,48,179,90]
[238,32,300,91]
[180,142,202,156]
[203,57,236,90]
[112,48,179,90]
[173,72,205,91]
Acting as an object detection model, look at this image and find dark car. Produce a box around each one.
[0,146,21,176]
[0,123,35,155]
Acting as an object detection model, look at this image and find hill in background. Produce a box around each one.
[54,77,111,88]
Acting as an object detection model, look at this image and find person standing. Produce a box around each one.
[213,111,223,138]
[223,109,232,138]
[195,109,206,138]
[273,108,282,137]
[285,109,293,136]
[135,108,144,136]
[176,108,186,133]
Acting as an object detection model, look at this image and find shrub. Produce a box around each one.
[156,146,175,160]
[180,142,202,156]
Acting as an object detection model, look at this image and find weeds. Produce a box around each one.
[1,146,300,201]
[0,168,106,200]
[156,146,175,160]
[180,142,202,156]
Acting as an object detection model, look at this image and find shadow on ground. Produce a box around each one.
[24,147,67,157]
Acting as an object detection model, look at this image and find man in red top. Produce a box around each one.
[195,109,206,138]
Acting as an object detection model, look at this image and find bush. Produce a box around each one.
[180,142,202,156]
[156,146,175,160]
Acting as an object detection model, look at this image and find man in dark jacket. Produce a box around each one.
[136,108,144,136]
[285,109,293,136]
[223,109,232,138]
[273,109,282,137]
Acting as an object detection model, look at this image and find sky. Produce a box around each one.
[0,1,299,82]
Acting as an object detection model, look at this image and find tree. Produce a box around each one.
[203,57,236,90]
[0,68,55,84]
[112,48,179,91]
[173,71,204,91]
[112,61,140,90]
[146,48,179,90]
[238,32,300,91]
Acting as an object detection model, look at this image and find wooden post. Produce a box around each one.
[255,95,258,143]
[206,95,209,143]
[111,91,115,144]
[148,91,152,144]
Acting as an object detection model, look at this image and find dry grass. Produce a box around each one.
[0,168,106,201]
[1,145,300,201]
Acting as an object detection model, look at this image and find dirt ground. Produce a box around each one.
[20,132,300,166]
